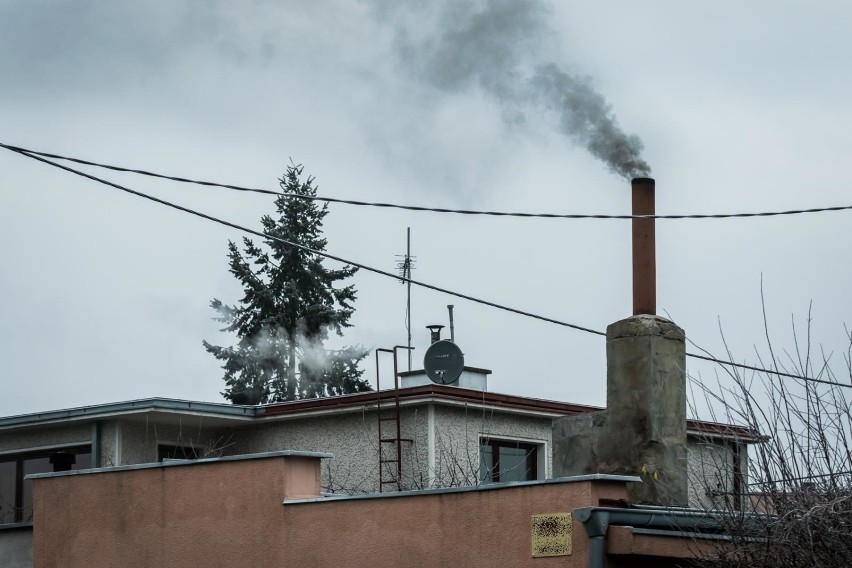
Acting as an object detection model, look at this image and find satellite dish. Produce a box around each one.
[424,340,464,385]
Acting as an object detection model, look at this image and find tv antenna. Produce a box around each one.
[395,228,416,370]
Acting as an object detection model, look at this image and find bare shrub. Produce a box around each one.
[690,296,852,567]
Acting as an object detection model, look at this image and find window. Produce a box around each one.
[0,446,91,524]
[0,461,16,524]
[479,438,538,483]
[157,444,201,461]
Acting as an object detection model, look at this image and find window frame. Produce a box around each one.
[479,437,540,483]
[0,444,91,525]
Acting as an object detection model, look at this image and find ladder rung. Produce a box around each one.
[379,416,397,421]
[380,480,399,484]
[381,438,413,443]
[380,459,399,463]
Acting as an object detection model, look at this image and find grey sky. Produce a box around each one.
[1,1,850,417]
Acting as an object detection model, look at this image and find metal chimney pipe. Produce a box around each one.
[632,178,656,315]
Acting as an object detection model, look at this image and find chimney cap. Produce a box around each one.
[426,324,445,345]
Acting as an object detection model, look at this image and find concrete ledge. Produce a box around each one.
[27,449,333,480]
[284,474,641,504]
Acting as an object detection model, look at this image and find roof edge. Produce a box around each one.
[0,391,758,440]
[0,397,257,429]
[259,384,601,417]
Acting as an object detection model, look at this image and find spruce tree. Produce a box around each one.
[203,163,370,404]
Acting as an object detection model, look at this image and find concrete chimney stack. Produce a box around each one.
[552,177,687,506]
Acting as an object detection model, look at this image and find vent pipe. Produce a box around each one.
[631,178,656,315]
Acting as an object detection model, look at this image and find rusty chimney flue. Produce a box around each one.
[631,177,656,315]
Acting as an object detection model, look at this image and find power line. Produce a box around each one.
[685,353,850,389]
[4,144,849,390]
[746,469,852,487]
[3,142,852,221]
[3,144,605,337]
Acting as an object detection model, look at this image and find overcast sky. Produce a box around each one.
[1,1,850,417]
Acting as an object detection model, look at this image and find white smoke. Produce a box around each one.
[247,323,337,375]
[246,322,368,388]
[296,328,336,375]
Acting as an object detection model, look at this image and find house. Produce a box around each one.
[1,369,751,514]
[0,177,761,566]
[1,366,753,568]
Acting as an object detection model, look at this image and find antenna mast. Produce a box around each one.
[395,228,416,370]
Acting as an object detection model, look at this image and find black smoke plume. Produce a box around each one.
[386,0,651,179]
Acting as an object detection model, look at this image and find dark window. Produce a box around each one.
[0,446,91,524]
[157,445,201,461]
[731,442,744,511]
[479,438,538,483]
[0,461,16,524]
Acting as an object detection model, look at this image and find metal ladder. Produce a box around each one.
[375,346,413,492]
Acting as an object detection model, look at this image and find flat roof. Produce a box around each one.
[259,384,600,417]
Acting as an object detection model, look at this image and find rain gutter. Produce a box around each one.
[574,506,731,568]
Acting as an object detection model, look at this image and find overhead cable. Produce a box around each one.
[3,142,851,221]
[746,469,852,487]
[3,144,605,337]
[685,352,850,389]
[5,144,849,390]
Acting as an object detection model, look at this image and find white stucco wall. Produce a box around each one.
[0,417,222,469]
[0,423,91,455]
[224,408,384,492]
[118,418,220,465]
[219,402,553,494]
[430,405,553,486]
[687,436,749,509]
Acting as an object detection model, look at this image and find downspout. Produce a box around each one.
[578,509,610,568]
[575,506,728,568]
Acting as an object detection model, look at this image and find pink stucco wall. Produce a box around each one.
[32,455,322,567]
[31,454,693,567]
[281,481,618,567]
